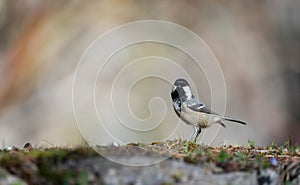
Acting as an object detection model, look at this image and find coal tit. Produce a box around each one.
[171,78,246,142]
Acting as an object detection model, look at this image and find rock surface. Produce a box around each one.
[0,168,28,185]
[0,141,299,184]
[76,156,279,185]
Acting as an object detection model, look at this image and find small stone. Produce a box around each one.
[23,143,33,150]
[282,148,288,153]
[270,157,278,167]
[257,169,279,185]
[113,142,119,147]
[5,146,12,151]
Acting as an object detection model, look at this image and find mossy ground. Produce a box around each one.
[0,139,299,184]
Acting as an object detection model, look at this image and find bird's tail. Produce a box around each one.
[223,117,246,125]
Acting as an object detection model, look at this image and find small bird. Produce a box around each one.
[171,78,246,142]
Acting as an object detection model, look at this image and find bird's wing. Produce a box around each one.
[186,99,214,114]
[173,99,181,111]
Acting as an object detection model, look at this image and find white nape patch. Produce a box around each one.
[183,86,192,98]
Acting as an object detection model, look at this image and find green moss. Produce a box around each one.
[78,170,89,185]
[34,148,97,184]
[171,172,183,183]
[255,154,271,169]
[248,140,255,148]
[12,181,26,185]
[184,154,198,164]
[0,147,98,184]
[217,150,231,163]
[0,140,299,183]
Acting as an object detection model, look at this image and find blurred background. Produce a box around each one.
[0,0,299,148]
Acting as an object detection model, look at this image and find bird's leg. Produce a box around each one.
[185,127,201,152]
[189,126,201,143]
[194,127,201,143]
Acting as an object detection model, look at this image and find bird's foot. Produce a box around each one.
[185,140,198,153]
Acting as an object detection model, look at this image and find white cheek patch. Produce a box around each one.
[172,85,176,92]
[183,86,192,98]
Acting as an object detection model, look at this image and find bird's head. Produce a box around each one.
[171,78,193,101]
